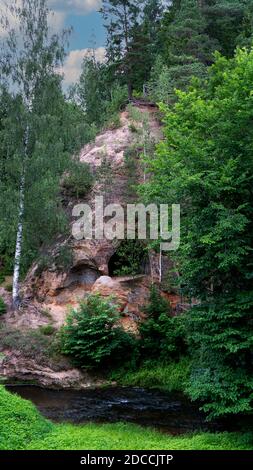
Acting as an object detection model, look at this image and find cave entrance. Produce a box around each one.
[67,265,100,288]
[108,240,150,277]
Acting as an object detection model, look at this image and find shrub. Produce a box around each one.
[186,293,253,419]
[113,240,148,277]
[39,325,55,336]
[106,113,121,130]
[62,161,93,199]
[0,297,7,316]
[5,284,12,293]
[111,357,191,393]
[140,286,187,361]
[60,294,138,369]
[55,245,73,272]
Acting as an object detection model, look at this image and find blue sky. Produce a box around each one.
[66,12,106,52]
[49,1,107,87]
[0,1,107,87]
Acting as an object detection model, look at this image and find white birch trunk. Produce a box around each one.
[12,122,29,308]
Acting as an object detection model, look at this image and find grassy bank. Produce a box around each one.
[110,358,191,393]
[0,385,252,450]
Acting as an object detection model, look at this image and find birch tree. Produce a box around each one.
[0,0,68,307]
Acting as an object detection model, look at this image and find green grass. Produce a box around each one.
[110,358,191,393]
[0,385,252,450]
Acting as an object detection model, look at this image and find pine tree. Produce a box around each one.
[100,0,143,99]
[203,0,248,57]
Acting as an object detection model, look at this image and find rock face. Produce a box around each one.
[22,105,168,328]
[0,351,105,389]
[0,105,179,388]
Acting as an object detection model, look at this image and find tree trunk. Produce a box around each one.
[128,82,133,100]
[12,121,29,308]
[12,172,25,308]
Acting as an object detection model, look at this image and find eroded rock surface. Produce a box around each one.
[0,105,179,388]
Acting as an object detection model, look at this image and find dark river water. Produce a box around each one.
[6,385,250,435]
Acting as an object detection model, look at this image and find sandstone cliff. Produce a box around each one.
[0,104,179,388]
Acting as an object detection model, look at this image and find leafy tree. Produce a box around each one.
[74,56,110,126]
[140,286,186,361]
[0,1,94,302]
[0,0,70,306]
[73,54,128,128]
[142,48,253,417]
[112,240,148,277]
[60,294,137,369]
[186,293,253,418]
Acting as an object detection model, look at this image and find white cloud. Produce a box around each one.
[48,10,66,33]
[59,46,105,87]
[0,1,66,37]
[0,0,102,38]
[49,0,102,15]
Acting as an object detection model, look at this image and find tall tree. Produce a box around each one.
[142,48,253,417]
[203,0,248,57]
[100,0,143,99]
[148,0,218,102]
[0,0,68,307]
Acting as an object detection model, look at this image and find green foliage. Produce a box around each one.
[5,284,12,293]
[0,386,52,450]
[0,385,252,450]
[54,245,73,272]
[140,287,187,361]
[141,47,253,418]
[124,146,139,198]
[148,55,207,104]
[186,293,253,419]
[60,294,137,369]
[148,0,253,103]
[204,0,248,57]
[112,240,148,277]
[62,161,93,199]
[74,55,128,128]
[111,357,191,393]
[0,326,61,365]
[39,325,55,336]
[0,297,7,316]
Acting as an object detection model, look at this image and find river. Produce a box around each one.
[6,385,234,435]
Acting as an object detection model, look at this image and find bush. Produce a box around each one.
[60,294,138,369]
[0,326,60,366]
[39,325,55,336]
[111,357,191,393]
[55,245,73,272]
[140,286,187,361]
[186,293,253,419]
[0,297,7,316]
[62,161,93,199]
[113,240,148,277]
